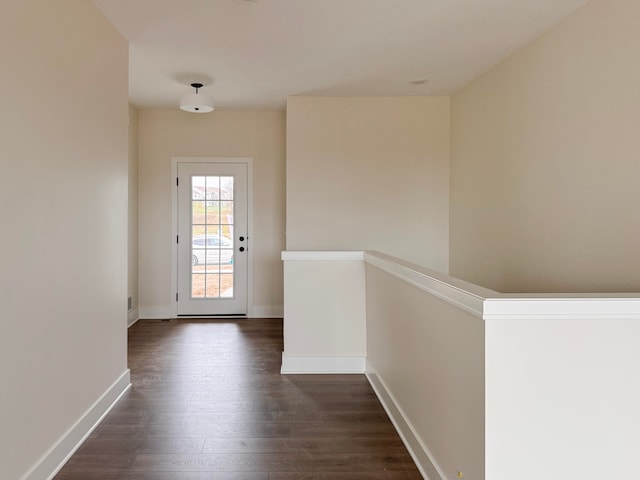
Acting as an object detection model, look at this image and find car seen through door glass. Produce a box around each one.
[191,235,234,266]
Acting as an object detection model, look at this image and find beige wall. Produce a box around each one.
[450,0,640,292]
[0,1,129,478]
[486,315,640,480]
[366,261,485,480]
[286,96,450,272]
[282,255,366,370]
[138,110,285,317]
[128,104,139,324]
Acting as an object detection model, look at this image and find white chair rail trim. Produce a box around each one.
[364,251,495,318]
[483,296,640,320]
[282,250,640,321]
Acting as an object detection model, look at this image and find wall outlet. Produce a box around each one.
[127,296,132,311]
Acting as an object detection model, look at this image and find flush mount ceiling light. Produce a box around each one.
[409,77,430,85]
[180,83,214,113]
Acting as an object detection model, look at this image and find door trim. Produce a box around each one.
[171,156,254,318]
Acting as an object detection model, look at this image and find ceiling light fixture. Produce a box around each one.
[180,83,214,113]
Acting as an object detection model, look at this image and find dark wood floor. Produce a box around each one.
[55,319,421,479]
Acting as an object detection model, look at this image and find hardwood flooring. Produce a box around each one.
[55,319,421,479]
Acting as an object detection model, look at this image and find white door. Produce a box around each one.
[177,162,248,315]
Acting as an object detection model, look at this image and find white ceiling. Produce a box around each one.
[93,0,589,110]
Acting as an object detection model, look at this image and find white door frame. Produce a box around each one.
[171,156,254,318]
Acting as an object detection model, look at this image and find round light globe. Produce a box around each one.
[180,92,215,113]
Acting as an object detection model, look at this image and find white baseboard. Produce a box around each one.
[140,306,284,320]
[252,305,284,318]
[281,354,366,374]
[127,308,139,327]
[366,361,445,480]
[21,370,131,480]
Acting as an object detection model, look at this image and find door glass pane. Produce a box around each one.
[205,274,220,297]
[192,201,205,225]
[220,224,233,242]
[220,274,234,298]
[192,274,205,298]
[220,176,234,200]
[205,176,220,200]
[192,176,205,199]
[191,175,235,299]
[220,201,234,225]
[206,201,220,224]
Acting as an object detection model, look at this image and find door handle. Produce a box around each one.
[239,246,245,252]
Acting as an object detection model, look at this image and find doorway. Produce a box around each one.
[173,158,251,316]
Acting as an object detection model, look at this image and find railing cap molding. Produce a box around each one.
[282,250,640,320]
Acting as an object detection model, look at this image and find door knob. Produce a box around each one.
[239,246,245,252]
[239,236,245,242]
